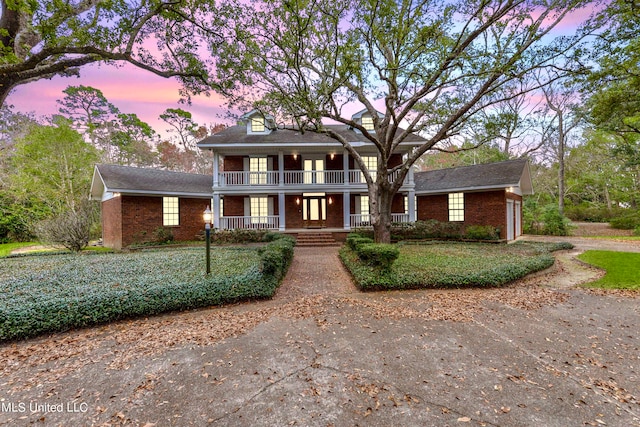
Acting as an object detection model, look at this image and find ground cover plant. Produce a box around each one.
[0,237,295,341]
[577,250,640,290]
[340,241,573,291]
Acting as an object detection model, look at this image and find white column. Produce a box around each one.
[278,191,285,231]
[408,190,416,222]
[343,191,351,230]
[213,151,220,188]
[343,149,349,185]
[213,192,221,229]
[407,165,414,185]
[278,151,284,186]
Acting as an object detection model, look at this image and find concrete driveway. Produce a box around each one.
[0,238,638,426]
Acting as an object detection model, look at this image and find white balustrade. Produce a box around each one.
[219,216,279,230]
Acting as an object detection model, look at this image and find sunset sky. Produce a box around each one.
[4,4,600,139]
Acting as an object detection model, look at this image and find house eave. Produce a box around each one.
[105,189,213,199]
[415,183,529,196]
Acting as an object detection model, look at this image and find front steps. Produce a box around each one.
[295,232,339,247]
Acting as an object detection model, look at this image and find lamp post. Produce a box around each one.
[203,205,212,275]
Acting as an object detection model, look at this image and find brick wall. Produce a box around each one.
[222,196,244,216]
[223,156,244,171]
[417,190,515,239]
[101,197,123,250]
[114,196,210,248]
[285,195,304,228]
[326,194,343,228]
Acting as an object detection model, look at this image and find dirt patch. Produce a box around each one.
[570,221,634,237]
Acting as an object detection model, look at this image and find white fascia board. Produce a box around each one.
[415,183,521,196]
[107,189,213,199]
[89,166,106,200]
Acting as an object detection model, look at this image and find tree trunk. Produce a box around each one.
[557,110,565,216]
[369,180,394,244]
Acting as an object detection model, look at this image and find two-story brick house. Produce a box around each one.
[195,109,423,233]
[90,110,533,249]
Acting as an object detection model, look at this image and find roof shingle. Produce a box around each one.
[414,159,531,194]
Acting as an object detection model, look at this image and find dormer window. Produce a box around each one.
[251,117,265,133]
[361,115,374,131]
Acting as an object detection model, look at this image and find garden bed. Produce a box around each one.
[0,237,295,341]
[340,241,573,291]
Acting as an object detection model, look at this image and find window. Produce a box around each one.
[448,193,464,222]
[360,195,370,222]
[303,158,325,184]
[360,155,378,181]
[250,196,268,224]
[361,115,374,131]
[163,197,179,226]
[219,197,224,217]
[249,157,268,184]
[251,116,265,132]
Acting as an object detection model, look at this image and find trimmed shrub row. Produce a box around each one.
[354,220,500,241]
[346,234,400,270]
[340,241,573,291]
[0,238,295,341]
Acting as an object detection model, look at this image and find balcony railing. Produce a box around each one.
[350,213,410,228]
[219,171,279,186]
[219,216,279,230]
[218,169,405,186]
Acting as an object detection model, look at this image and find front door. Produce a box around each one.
[303,194,326,228]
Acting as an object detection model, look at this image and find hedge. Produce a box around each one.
[340,241,572,291]
[0,239,295,341]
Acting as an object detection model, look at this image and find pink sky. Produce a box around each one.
[5,1,600,138]
[6,62,231,139]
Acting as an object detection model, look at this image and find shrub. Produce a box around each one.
[34,203,95,252]
[542,205,571,236]
[153,227,175,243]
[346,234,374,250]
[465,225,499,240]
[340,241,569,291]
[211,228,267,244]
[355,243,399,270]
[609,212,640,230]
[258,235,296,278]
[634,226,640,236]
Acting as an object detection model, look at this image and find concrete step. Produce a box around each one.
[295,233,339,246]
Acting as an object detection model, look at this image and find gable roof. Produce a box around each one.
[90,164,212,200]
[414,159,533,195]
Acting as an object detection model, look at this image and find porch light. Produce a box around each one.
[203,206,213,224]
[330,153,335,160]
[296,197,300,205]
[203,206,212,275]
[328,197,333,205]
[293,154,298,160]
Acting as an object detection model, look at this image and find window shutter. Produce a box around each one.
[244,197,250,217]
[268,197,274,216]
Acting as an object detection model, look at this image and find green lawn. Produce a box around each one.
[0,242,38,257]
[341,241,572,291]
[577,250,640,290]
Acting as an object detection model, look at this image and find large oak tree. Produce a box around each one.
[0,0,221,106]
[211,0,594,242]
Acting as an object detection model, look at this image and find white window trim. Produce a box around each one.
[448,193,464,222]
[163,197,180,226]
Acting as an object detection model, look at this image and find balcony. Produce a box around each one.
[217,169,406,188]
[220,216,280,230]
[350,213,410,228]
